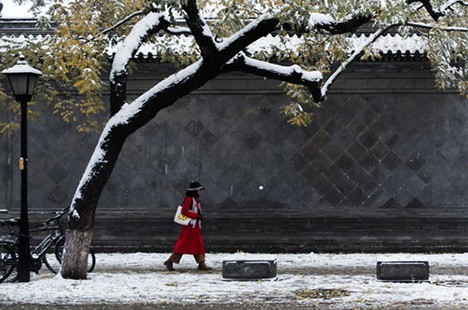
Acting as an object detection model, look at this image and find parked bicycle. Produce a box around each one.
[0,208,96,283]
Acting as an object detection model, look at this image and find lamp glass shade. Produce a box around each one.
[2,56,42,98]
[7,73,39,97]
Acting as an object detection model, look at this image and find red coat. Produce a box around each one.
[173,196,205,255]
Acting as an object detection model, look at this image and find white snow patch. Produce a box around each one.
[71,209,80,220]
[309,13,335,26]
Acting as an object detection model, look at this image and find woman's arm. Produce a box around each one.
[181,197,198,219]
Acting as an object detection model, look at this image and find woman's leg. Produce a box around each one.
[193,253,205,264]
[194,254,212,270]
[164,253,183,271]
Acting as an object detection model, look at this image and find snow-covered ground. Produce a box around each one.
[1,252,467,308]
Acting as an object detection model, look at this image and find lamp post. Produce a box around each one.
[2,54,42,282]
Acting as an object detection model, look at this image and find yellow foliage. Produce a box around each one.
[287,112,312,127]
[0,122,20,135]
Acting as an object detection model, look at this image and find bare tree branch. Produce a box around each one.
[79,10,145,44]
[280,12,372,35]
[408,0,468,21]
[440,0,468,12]
[102,10,145,36]
[407,0,444,20]
[218,12,372,69]
[181,0,217,58]
[224,52,323,102]
[321,25,397,100]
[215,11,376,102]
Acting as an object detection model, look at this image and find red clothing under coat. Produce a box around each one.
[173,196,205,255]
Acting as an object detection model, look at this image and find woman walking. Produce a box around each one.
[164,181,212,271]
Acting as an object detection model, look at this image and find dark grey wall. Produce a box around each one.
[1,59,467,252]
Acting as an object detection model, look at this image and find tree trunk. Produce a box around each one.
[60,126,127,279]
[61,225,94,279]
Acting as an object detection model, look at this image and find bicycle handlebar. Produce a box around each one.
[47,207,69,222]
[34,207,70,229]
[53,207,69,218]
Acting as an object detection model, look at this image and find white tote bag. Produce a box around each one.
[174,206,190,225]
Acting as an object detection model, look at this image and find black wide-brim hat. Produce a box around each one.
[187,181,205,191]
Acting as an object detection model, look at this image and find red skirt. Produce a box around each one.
[173,223,205,255]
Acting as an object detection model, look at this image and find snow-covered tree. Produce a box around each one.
[0,0,466,279]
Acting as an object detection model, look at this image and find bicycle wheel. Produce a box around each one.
[0,242,18,283]
[87,249,96,273]
[43,250,61,274]
[54,237,96,273]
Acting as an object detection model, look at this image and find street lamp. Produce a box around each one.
[2,54,42,282]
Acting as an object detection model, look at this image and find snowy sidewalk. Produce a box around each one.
[1,253,468,309]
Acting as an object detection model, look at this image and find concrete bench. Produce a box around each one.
[222,260,277,280]
[376,261,429,282]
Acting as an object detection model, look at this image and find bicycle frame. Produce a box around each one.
[29,225,63,259]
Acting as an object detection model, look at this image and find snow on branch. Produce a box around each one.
[308,13,336,27]
[110,12,170,80]
[406,21,468,32]
[109,11,171,114]
[225,53,323,102]
[164,26,192,36]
